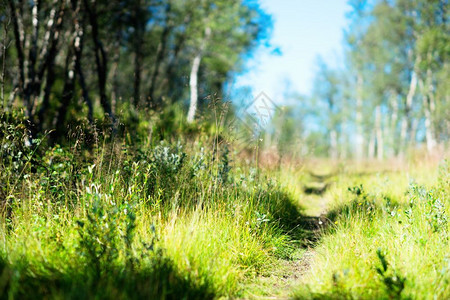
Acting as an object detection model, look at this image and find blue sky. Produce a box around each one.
[230,0,351,105]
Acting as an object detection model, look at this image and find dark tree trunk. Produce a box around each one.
[37,60,55,131]
[7,0,25,100]
[54,45,77,139]
[148,1,172,109]
[133,51,142,107]
[23,0,41,117]
[74,17,93,123]
[132,0,144,107]
[164,13,191,102]
[83,0,114,122]
[165,36,185,100]
[8,0,64,138]
[53,0,85,139]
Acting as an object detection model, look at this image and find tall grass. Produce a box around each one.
[294,160,449,299]
[1,110,448,299]
[0,110,303,299]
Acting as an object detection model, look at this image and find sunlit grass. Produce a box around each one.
[1,112,448,299]
[294,160,449,299]
[0,128,303,298]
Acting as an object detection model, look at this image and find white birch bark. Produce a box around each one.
[387,91,398,156]
[421,88,436,152]
[418,62,436,153]
[375,105,383,161]
[400,69,417,155]
[187,53,201,123]
[330,129,338,160]
[355,73,364,160]
[410,118,418,147]
[425,66,436,152]
[390,93,398,132]
[368,131,376,159]
[187,27,211,123]
[340,123,347,160]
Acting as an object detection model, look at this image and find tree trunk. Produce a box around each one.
[355,73,364,160]
[368,130,376,159]
[187,27,211,123]
[399,58,419,156]
[148,1,172,108]
[187,53,201,123]
[8,0,26,105]
[34,0,65,123]
[8,0,64,136]
[383,90,397,158]
[83,0,114,122]
[409,117,418,148]
[130,0,143,107]
[37,0,65,130]
[74,13,93,123]
[339,122,347,160]
[417,53,437,153]
[133,51,141,107]
[421,86,436,153]
[375,105,383,161]
[109,43,120,116]
[329,129,338,160]
[1,13,9,109]
[54,45,77,138]
[164,13,191,102]
[37,58,56,131]
[425,64,436,153]
[389,91,398,155]
[24,0,40,117]
[54,0,81,138]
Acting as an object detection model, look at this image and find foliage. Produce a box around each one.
[286,0,450,159]
[1,0,272,139]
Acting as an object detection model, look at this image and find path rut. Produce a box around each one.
[244,172,334,299]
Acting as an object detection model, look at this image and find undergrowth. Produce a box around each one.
[0,110,303,299]
[1,110,448,299]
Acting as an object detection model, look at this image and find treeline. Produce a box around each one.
[0,0,270,139]
[301,0,449,159]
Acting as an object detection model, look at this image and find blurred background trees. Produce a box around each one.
[0,0,448,159]
[272,0,449,160]
[1,0,271,139]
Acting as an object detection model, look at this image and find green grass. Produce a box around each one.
[294,161,449,299]
[0,114,304,299]
[1,111,449,299]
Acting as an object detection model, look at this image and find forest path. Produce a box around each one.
[241,171,335,299]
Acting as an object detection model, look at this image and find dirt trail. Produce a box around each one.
[244,172,334,299]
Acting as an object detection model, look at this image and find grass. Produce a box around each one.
[0,112,305,299]
[0,111,449,299]
[294,160,449,299]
